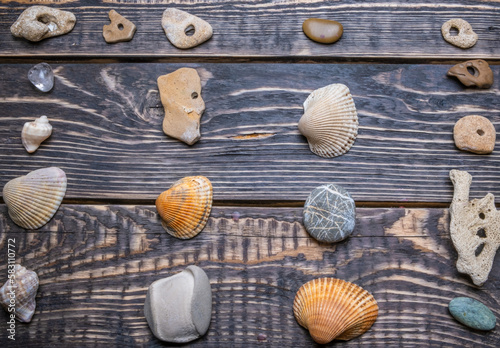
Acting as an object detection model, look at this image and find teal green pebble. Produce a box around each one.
[449,297,496,331]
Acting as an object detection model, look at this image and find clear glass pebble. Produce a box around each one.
[28,63,54,92]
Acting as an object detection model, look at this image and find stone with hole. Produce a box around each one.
[453,115,496,154]
[10,6,76,42]
[449,170,500,286]
[161,8,213,49]
[447,60,493,89]
[441,18,477,49]
[103,10,136,43]
[157,68,205,145]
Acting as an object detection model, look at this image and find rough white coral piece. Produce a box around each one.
[449,169,500,286]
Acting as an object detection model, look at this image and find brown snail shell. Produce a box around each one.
[155,176,213,239]
[298,83,358,158]
[293,277,378,344]
[3,167,67,229]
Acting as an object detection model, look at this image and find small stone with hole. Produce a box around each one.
[453,115,496,154]
[447,60,493,89]
[103,10,136,43]
[10,6,76,42]
[161,8,213,49]
[441,18,477,49]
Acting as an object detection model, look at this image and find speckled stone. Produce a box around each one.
[303,183,355,243]
[161,8,213,49]
[449,297,496,331]
[453,115,496,154]
[441,18,477,49]
[302,18,343,44]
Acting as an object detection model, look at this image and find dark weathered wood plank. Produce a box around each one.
[0,206,498,347]
[0,1,499,59]
[0,63,499,202]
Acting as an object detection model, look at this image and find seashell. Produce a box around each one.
[0,264,39,322]
[156,176,213,239]
[298,83,358,158]
[293,277,378,344]
[21,115,52,153]
[144,265,212,343]
[3,167,67,229]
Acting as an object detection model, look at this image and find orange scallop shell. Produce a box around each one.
[293,278,378,344]
[155,176,213,239]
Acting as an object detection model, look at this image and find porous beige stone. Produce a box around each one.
[10,6,76,42]
[441,18,477,49]
[453,115,496,154]
[449,169,500,286]
[157,68,205,145]
[447,60,493,89]
[103,10,136,43]
[161,8,213,49]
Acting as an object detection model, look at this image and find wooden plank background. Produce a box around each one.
[0,0,499,347]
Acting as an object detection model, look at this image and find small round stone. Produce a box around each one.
[449,297,496,331]
[302,18,343,44]
[303,183,355,243]
[453,115,496,154]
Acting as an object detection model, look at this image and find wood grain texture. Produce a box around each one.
[0,205,498,347]
[1,63,499,202]
[0,0,499,59]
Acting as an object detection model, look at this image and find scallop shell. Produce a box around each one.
[21,115,52,153]
[3,167,67,229]
[293,278,378,344]
[156,176,213,239]
[0,265,39,323]
[298,83,358,158]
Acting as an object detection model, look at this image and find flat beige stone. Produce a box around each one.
[103,10,136,43]
[453,115,496,154]
[449,170,500,286]
[157,68,205,145]
[11,6,76,42]
[441,18,477,49]
[161,8,213,49]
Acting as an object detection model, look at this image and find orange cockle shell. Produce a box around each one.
[293,277,378,344]
[155,176,213,239]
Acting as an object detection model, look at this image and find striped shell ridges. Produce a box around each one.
[293,278,378,344]
[155,176,213,239]
[3,167,67,229]
[298,83,358,158]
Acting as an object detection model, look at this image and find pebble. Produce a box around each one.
[303,183,356,243]
[144,265,212,343]
[10,6,76,42]
[28,63,54,92]
[103,10,136,43]
[157,67,205,145]
[447,59,493,89]
[449,297,496,331]
[302,18,343,44]
[453,115,496,154]
[441,18,477,49]
[161,8,213,49]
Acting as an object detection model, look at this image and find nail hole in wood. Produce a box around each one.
[185,25,195,36]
